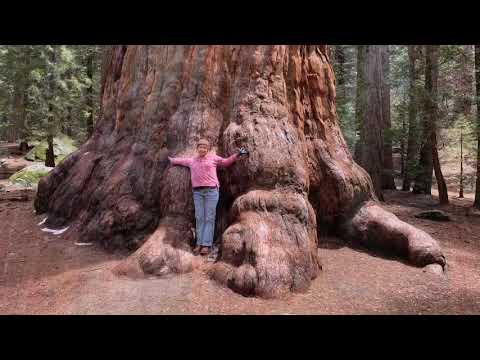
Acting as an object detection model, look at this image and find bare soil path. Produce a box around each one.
[1,188,480,314]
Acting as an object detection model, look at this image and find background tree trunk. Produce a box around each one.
[414,46,434,195]
[86,49,94,138]
[403,45,419,191]
[474,45,480,208]
[381,45,396,190]
[357,45,385,201]
[34,45,445,298]
[426,45,448,204]
[400,97,407,178]
[354,45,366,162]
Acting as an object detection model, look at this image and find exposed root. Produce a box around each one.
[339,200,446,268]
[113,219,202,278]
[210,189,321,298]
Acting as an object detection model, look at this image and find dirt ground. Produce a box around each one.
[1,184,480,315]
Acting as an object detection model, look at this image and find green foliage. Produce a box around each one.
[9,163,53,187]
[25,134,77,163]
[0,45,103,145]
[331,45,357,153]
[337,101,357,151]
[330,43,478,196]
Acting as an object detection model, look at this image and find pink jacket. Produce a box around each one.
[168,153,238,188]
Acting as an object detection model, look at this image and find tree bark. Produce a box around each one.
[403,45,419,191]
[34,46,445,298]
[357,45,385,201]
[381,45,396,190]
[474,45,480,208]
[400,97,407,178]
[459,128,464,198]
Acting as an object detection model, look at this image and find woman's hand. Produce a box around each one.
[238,147,249,157]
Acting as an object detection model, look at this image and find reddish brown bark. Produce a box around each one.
[381,45,396,190]
[459,129,464,198]
[356,46,390,200]
[34,46,445,298]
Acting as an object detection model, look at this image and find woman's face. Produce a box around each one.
[197,144,209,157]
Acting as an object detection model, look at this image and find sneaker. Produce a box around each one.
[193,245,201,256]
[207,246,219,262]
[200,246,210,256]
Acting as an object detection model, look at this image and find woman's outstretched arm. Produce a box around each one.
[215,153,239,168]
[168,156,193,167]
[216,148,249,168]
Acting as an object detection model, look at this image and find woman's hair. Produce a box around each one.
[197,138,210,149]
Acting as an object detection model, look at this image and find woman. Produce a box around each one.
[168,139,249,256]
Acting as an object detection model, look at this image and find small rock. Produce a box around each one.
[423,263,444,275]
[414,210,451,222]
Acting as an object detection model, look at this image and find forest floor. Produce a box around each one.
[1,183,480,314]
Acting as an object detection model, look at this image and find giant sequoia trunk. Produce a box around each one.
[35,46,445,298]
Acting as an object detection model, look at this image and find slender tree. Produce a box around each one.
[415,46,448,202]
[413,47,434,194]
[403,45,420,191]
[86,47,95,138]
[459,126,464,198]
[45,46,57,167]
[474,45,480,208]
[429,46,449,204]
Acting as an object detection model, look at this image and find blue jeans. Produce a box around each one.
[193,187,219,247]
